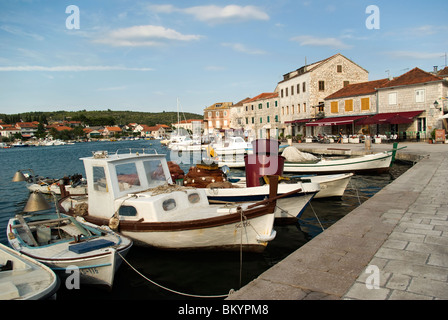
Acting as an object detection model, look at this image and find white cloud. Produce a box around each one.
[222,43,267,55]
[0,25,44,41]
[94,25,202,47]
[291,35,352,49]
[149,4,269,24]
[184,5,269,23]
[0,66,153,72]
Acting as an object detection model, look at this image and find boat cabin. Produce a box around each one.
[82,150,174,219]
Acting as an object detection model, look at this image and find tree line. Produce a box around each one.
[0,110,203,127]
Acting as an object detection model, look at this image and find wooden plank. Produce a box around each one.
[16,215,39,247]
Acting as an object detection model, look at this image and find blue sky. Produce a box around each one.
[0,0,447,115]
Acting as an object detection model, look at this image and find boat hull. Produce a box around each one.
[7,216,132,290]
[283,152,393,174]
[0,243,59,300]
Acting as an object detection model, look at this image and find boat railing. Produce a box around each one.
[92,148,160,158]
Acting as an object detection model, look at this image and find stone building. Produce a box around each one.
[241,92,279,139]
[203,102,234,134]
[277,53,369,137]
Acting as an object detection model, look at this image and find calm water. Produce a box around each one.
[0,139,410,299]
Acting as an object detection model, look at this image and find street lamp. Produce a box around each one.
[434,100,441,111]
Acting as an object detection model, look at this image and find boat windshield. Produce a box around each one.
[116,162,141,192]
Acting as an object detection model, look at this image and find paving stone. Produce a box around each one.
[407,277,448,299]
[343,282,390,300]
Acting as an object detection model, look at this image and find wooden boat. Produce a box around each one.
[0,243,59,300]
[282,145,401,174]
[229,173,353,199]
[58,149,296,252]
[183,164,320,221]
[7,211,132,290]
[25,174,88,195]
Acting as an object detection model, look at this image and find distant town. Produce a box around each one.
[1,53,448,147]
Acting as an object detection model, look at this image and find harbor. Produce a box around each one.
[227,141,448,300]
[1,138,412,300]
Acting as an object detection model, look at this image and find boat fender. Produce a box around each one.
[109,214,120,231]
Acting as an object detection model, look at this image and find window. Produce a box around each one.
[298,103,301,113]
[337,65,342,73]
[267,102,270,108]
[286,106,289,115]
[275,115,279,122]
[331,101,338,113]
[318,81,325,91]
[291,85,294,95]
[260,117,263,124]
[361,97,370,111]
[275,101,278,107]
[416,89,425,103]
[389,92,397,105]
[223,120,228,126]
[345,99,353,112]
[208,112,212,118]
[267,116,270,123]
[119,206,137,217]
[286,87,288,96]
[251,117,254,124]
[188,193,200,204]
[93,166,108,192]
[258,103,262,109]
[303,103,306,112]
[417,117,426,132]
[251,105,254,110]
[291,105,294,114]
[162,199,176,211]
[246,118,248,124]
[216,111,220,117]
[297,84,300,94]
[302,82,306,92]
[223,111,227,116]
[344,81,350,87]
[281,89,284,98]
[116,162,141,192]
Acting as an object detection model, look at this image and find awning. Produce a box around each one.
[306,115,367,127]
[357,110,424,125]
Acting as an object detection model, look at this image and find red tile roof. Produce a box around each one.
[246,92,278,103]
[325,79,390,100]
[380,67,442,88]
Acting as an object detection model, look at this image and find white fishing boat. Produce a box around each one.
[282,145,401,174]
[58,149,293,252]
[229,173,353,199]
[0,243,59,300]
[13,170,88,195]
[7,192,132,290]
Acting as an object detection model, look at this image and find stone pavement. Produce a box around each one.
[227,142,448,300]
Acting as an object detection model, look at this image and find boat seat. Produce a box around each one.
[69,239,115,254]
[0,282,20,300]
[60,224,84,237]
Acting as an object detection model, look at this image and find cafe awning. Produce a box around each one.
[285,118,312,124]
[306,115,367,127]
[357,110,424,125]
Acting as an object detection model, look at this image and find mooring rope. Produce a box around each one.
[117,251,233,299]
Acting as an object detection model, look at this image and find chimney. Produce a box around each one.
[434,66,438,73]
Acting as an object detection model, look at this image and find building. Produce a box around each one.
[241,92,279,139]
[277,53,369,137]
[317,67,448,140]
[172,119,203,136]
[204,102,234,134]
[103,126,122,137]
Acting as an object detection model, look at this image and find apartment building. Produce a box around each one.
[203,102,233,134]
[277,53,369,137]
[241,92,279,139]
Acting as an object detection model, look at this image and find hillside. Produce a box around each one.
[0,110,203,127]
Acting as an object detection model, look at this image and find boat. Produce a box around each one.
[182,164,320,222]
[7,192,133,289]
[57,149,294,252]
[14,170,88,195]
[282,144,401,174]
[210,137,288,168]
[0,242,59,300]
[229,173,353,199]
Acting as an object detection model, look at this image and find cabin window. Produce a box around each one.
[162,199,176,211]
[143,159,167,186]
[119,205,138,217]
[188,193,201,204]
[116,163,141,192]
[93,166,108,192]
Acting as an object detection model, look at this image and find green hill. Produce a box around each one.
[0,110,203,127]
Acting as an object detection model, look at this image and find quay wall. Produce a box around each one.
[227,142,448,300]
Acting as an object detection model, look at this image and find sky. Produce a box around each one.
[0,0,447,115]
